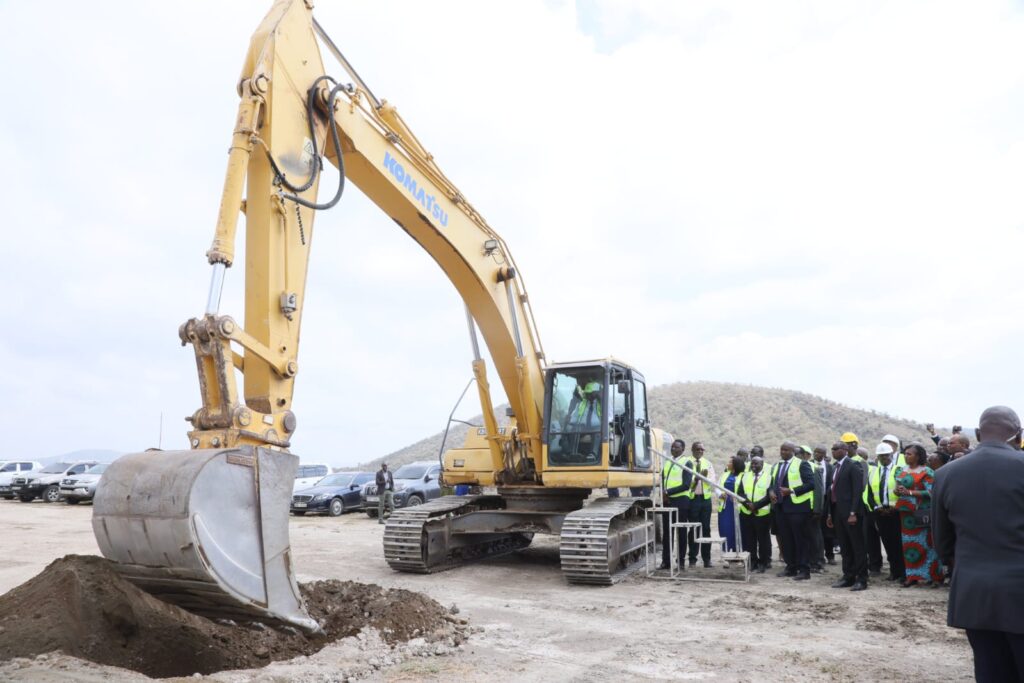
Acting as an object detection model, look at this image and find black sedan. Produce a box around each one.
[291,471,375,516]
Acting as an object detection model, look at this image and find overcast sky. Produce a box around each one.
[1,1,1022,466]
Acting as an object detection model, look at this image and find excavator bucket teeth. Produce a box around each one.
[92,447,319,633]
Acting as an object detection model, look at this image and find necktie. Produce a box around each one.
[880,466,889,506]
[831,459,843,503]
[779,461,790,497]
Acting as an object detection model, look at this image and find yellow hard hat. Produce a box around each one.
[840,432,859,443]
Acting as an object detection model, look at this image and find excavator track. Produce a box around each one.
[559,498,653,585]
[383,495,533,573]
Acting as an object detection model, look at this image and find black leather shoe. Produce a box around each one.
[831,580,854,588]
[757,566,766,574]
[657,563,670,570]
[826,558,837,565]
[869,569,882,576]
[689,559,697,567]
[703,561,713,568]
[850,582,868,591]
[793,573,811,581]
[777,570,796,578]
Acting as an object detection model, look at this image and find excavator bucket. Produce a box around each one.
[92,446,319,632]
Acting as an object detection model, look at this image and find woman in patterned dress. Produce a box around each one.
[894,443,943,586]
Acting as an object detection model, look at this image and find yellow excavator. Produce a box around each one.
[94,0,661,632]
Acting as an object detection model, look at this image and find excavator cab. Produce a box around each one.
[543,361,651,473]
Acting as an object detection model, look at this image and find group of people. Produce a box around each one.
[660,431,953,591]
[660,407,1024,682]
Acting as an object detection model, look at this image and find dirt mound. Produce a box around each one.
[0,555,466,678]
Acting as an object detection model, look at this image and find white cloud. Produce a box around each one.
[1,0,1021,465]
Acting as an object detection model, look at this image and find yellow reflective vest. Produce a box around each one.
[684,458,713,499]
[865,461,899,508]
[716,471,735,512]
[783,459,813,507]
[662,455,693,499]
[739,470,771,517]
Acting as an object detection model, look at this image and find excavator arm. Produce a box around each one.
[190,0,547,480]
[94,0,554,632]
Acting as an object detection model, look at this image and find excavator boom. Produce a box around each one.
[95,0,660,630]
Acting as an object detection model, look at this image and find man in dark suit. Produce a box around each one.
[933,406,1024,683]
[768,441,815,580]
[828,440,868,591]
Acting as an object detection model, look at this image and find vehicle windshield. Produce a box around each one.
[546,368,605,466]
[317,473,352,487]
[393,465,427,479]
[40,463,71,474]
[84,464,108,475]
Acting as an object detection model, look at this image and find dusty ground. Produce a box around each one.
[0,501,971,681]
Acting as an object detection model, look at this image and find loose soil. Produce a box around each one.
[0,554,466,678]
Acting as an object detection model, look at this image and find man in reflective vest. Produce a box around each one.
[865,442,905,582]
[685,442,716,568]
[564,379,603,460]
[769,441,815,580]
[738,455,772,573]
[659,439,691,570]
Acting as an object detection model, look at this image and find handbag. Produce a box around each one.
[911,506,931,526]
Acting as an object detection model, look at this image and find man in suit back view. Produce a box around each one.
[933,405,1024,683]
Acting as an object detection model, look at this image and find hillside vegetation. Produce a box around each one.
[360,381,936,470]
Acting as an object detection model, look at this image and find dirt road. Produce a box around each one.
[0,501,971,681]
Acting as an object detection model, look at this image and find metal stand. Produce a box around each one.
[644,506,677,577]
[642,450,752,583]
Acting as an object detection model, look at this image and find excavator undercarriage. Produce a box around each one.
[383,490,654,585]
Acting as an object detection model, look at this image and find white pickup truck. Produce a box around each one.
[0,461,44,500]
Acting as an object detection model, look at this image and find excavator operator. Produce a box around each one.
[562,377,603,461]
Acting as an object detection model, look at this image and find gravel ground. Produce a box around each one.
[0,500,971,681]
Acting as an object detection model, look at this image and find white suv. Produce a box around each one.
[0,461,44,500]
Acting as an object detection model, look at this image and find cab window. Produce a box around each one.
[546,368,605,466]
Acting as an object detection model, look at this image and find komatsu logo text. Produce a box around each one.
[383,152,449,227]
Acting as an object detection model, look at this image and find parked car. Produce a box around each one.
[362,461,442,517]
[58,463,110,504]
[292,463,330,493]
[11,461,98,503]
[291,471,375,517]
[0,461,44,500]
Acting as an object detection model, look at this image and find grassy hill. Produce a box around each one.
[648,382,932,462]
[360,381,936,471]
